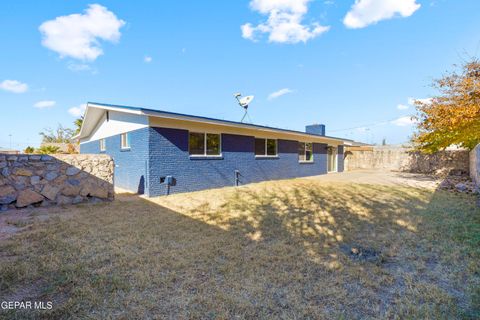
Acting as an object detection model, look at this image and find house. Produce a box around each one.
[77,102,353,196]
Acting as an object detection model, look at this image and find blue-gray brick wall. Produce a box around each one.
[148,127,328,196]
[80,128,150,195]
[337,145,345,172]
[81,126,339,196]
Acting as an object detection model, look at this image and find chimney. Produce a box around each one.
[305,124,326,136]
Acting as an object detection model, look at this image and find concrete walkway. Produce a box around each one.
[308,170,439,189]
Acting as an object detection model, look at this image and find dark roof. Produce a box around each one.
[88,102,353,142]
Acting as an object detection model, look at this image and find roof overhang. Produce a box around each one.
[77,102,353,145]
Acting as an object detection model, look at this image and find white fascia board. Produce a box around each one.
[87,103,144,115]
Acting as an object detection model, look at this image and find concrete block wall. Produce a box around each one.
[0,154,113,211]
[345,146,470,175]
[148,127,329,196]
[470,144,480,186]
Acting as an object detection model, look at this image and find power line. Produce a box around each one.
[328,117,406,133]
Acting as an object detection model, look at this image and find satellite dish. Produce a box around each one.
[234,93,255,123]
[239,95,254,108]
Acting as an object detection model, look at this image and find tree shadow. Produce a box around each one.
[150,179,479,318]
[1,178,478,319]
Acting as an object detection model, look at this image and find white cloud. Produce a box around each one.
[397,104,409,110]
[68,104,87,117]
[391,116,417,127]
[39,4,125,61]
[242,0,330,44]
[144,56,152,63]
[67,63,92,72]
[268,88,294,100]
[0,80,28,93]
[343,0,421,29]
[408,97,432,105]
[34,100,56,109]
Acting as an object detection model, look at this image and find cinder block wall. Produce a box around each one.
[470,144,480,186]
[344,146,470,175]
[0,154,113,211]
[148,127,330,196]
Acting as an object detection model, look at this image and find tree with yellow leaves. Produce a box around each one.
[413,58,480,153]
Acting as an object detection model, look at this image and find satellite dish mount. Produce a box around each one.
[234,93,255,123]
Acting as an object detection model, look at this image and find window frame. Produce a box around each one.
[189,131,222,157]
[298,142,314,163]
[254,138,278,158]
[120,133,131,150]
[99,138,106,152]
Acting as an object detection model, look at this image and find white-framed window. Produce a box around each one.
[298,142,313,162]
[121,133,131,149]
[189,132,221,156]
[254,138,277,157]
[99,138,106,152]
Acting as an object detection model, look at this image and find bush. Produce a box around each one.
[36,145,61,154]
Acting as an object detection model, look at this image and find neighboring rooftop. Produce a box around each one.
[0,147,20,154]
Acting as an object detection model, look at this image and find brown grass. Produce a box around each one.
[0,179,479,319]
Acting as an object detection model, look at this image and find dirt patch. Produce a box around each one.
[0,204,91,240]
[339,244,383,263]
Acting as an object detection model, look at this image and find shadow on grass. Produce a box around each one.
[0,179,479,319]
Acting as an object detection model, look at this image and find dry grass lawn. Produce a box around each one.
[0,177,479,319]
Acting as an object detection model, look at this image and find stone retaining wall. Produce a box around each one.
[344,146,470,176]
[470,144,480,186]
[0,154,114,211]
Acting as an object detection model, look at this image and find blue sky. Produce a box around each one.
[1,0,479,150]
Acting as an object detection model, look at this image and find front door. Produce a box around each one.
[327,146,337,172]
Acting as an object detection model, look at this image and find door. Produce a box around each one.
[327,146,337,172]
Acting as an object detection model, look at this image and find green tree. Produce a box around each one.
[39,124,75,144]
[24,146,35,154]
[74,116,84,135]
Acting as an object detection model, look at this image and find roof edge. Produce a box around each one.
[84,101,354,143]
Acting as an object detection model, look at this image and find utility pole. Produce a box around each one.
[9,134,12,149]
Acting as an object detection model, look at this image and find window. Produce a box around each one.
[255,138,277,157]
[121,133,131,149]
[298,142,313,162]
[99,138,106,151]
[189,132,204,155]
[206,133,221,155]
[189,132,221,156]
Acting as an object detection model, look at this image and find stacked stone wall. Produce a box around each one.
[0,154,113,211]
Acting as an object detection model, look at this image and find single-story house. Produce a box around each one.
[77,102,353,196]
